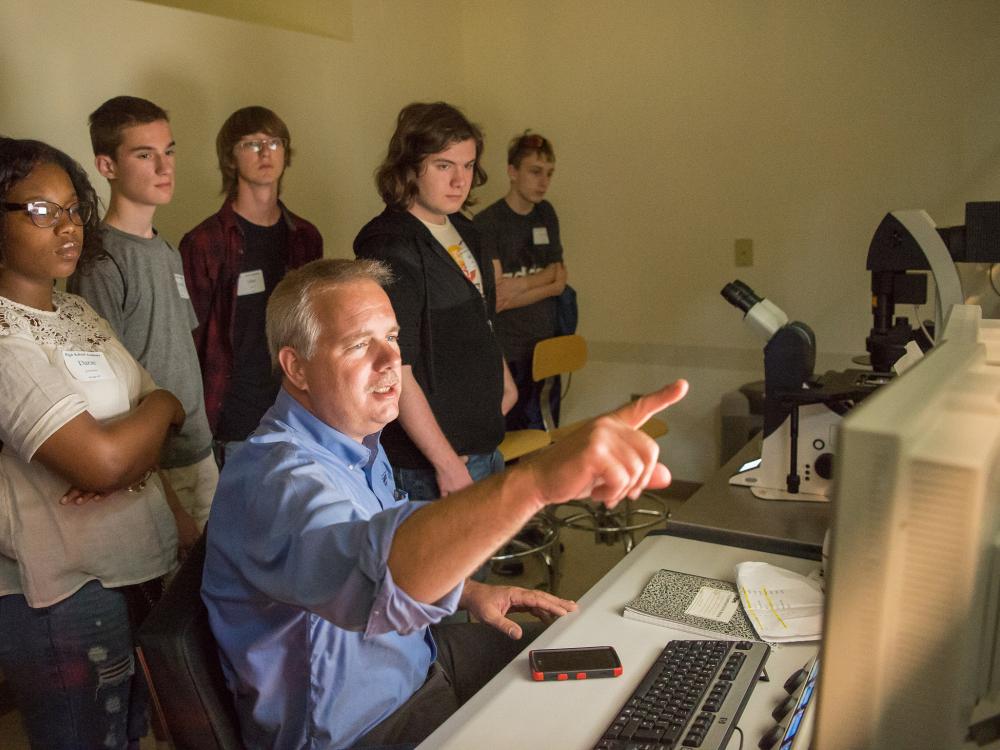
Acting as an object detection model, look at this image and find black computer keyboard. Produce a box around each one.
[594,639,771,750]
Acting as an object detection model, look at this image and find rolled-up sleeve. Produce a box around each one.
[358,504,463,637]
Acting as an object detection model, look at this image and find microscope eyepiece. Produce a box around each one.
[721,280,762,314]
[722,280,789,340]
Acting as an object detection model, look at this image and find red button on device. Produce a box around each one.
[576,672,588,680]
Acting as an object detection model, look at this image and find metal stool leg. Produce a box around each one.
[489,514,562,593]
[551,494,668,552]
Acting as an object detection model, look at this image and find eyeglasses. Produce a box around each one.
[235,138,287,154]
[2,200,94,228]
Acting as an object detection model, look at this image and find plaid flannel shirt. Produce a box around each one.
[179,200,322,435]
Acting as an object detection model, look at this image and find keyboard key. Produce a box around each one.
[622,718,642,738]
[634,725,663,741]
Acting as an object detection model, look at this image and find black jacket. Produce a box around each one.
[354,208,504,469]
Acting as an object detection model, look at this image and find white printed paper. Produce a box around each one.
[174,273,190,300]
[532,226,550,245]
[237,269,266,296]
[685,586,739,623]
[63,351,114,382]
[736,561,823,642]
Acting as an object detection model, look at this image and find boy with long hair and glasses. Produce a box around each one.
[180,106,322,467]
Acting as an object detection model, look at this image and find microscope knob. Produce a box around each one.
[758,724,786,750]
[771,693,798,723]
[783,667,807,693]
[814,452,834,479]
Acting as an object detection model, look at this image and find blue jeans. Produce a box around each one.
[0,580,148,749]
[393,450,505,586]
[505,356,560,431]
[393,450,505,503]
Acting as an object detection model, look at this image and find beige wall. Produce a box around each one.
[462,1,1000,353]
[0,0,466,257]
[2,0,999,480]
[459,0,1000,478]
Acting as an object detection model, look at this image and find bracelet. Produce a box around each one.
[127,469,154,493]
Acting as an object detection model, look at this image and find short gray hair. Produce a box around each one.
[266,258,393,366]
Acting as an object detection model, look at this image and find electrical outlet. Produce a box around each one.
[734,238,753,267]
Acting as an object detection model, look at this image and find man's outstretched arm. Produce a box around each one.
[388,380,689,605]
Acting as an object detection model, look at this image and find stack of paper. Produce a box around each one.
[735,562,823,643]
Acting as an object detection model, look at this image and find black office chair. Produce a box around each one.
[136,534,244,750]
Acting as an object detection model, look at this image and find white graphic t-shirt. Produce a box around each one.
[421,217,483,296]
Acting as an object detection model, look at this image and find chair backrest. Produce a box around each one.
[137,534,244,750]
[532,334,587,382]
[532,335,588,432]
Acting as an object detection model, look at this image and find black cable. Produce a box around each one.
[733,725,745,750]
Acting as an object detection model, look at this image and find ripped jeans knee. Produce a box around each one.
[0,580,149,749]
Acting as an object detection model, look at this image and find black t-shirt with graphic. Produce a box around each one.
[475,199,563,360]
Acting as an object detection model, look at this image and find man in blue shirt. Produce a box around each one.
[202,258,689,749]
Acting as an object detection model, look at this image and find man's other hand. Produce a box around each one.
[459,579,577,639]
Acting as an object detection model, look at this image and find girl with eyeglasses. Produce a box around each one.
[0,137,186,748]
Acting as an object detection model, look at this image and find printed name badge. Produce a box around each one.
[237,269,266,296]
[63,351,115,382]
[532,227,550,245]
[174,273,190,300]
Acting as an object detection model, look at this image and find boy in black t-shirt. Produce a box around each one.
[475,133,568,430]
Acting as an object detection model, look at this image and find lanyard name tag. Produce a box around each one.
[532,227,550,245]
[63,351,114,381]
[174,273,190,299]
[237,269,266,296]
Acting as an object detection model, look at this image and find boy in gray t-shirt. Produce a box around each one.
[69,96,216,539]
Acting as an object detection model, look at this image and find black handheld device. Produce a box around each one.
[528,646,623,681]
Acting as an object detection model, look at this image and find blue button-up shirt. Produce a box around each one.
[202,389,463,749]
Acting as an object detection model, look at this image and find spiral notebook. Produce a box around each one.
[624,568,762,641]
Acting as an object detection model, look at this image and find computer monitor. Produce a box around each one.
[813,304,1000,749]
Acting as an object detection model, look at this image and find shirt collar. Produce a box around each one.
[268,388,381,470]
[220,198,300,234]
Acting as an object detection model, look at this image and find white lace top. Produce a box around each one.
[0,291,177,607]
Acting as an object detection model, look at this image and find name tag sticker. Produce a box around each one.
[532,227,550,245]
[237,269,266,296]
[63,351,114,382]
[174,273,190,299]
